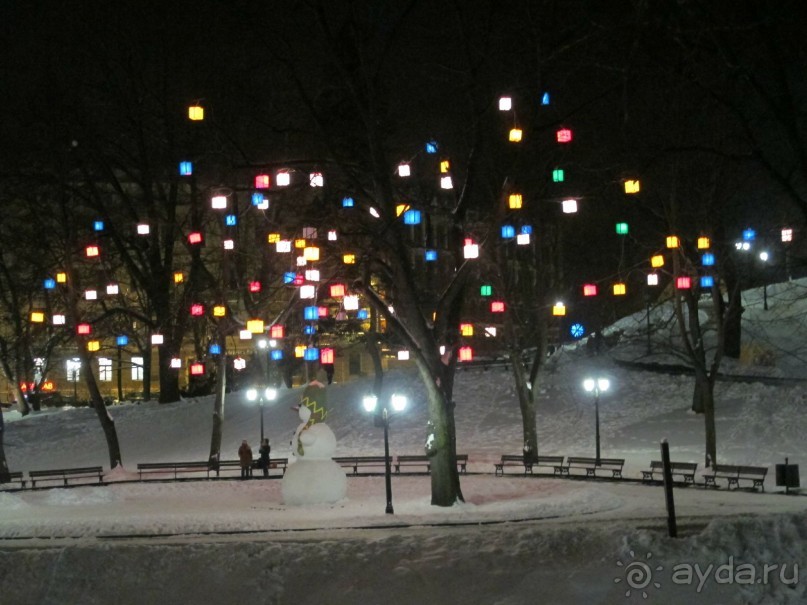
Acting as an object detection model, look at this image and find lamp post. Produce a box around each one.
[583,377,610,466]
[363,393,407,514]
[246,386,278,442]
[759,251,769,310]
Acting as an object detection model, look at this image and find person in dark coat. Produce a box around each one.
[259,438,271,478]
[238,439,253,479]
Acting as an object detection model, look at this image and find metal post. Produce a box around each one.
[660,439,678,538]
[594,391,601,466]
[117,346,123,403]
[763,284,768,310]
[260,399,265,443]
[383,407,393,514]
[646,296,652,355]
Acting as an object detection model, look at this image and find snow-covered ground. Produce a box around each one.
[1,282,806,604]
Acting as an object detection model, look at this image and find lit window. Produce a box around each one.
[131,357,144,381]
[98,358,112,382]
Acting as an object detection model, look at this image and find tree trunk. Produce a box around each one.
[158,346,181,403]
[208,344,228,468]
[0,413,9,481]
[417,358,463,507]
[366,331,384,396]
[703,378,718,467]
[510,349,538,460]
[14,383,30,416]
[78,346,122,468]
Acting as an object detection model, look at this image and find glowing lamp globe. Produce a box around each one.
[651,255,665,268]
[179,161,192,176]
[309,172,324,187]
[508,128,523,142]
[552,302,566,316]
[398,163,411,177]
[613,283,627,296]
[666,236,679,249]
[583,284,598,297]
[255,174,270,189]
[552,169,565,182]
[270,325,285,338]
[321,348,334,364]
[211,195,227,209]
[458,346,474,362]
[330,283,346,298]
[701,276,714,288]
[562,199,577,213]
[698,237,711,249]
[498,96,512,111]
[460,323,474,336]
[647,273,659,286]
[480,285,492,296]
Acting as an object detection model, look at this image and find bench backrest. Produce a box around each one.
[335,456,389,463]
[737,465,767,477]
[712,464,739,474]
[567,457,597,465]
[501,454,527,462]
[30,466,102,476]
[397,455,428,462]
[456,454,468,462]
[598,458,625,468]
[670,462,698,472]
[536,456,564,464]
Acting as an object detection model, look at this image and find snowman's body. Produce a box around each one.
[282,397,347,505]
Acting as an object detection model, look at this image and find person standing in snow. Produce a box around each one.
[238,439,253,479]
[258,438,271,478]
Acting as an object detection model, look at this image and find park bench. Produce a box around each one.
[641,460,698,484]
[137,461,213,480]
[217,458,288,476]
[29,466,104,488]
[703,464,768,491]
[494,454,565,476]
[333,456,391,475]
[0,471,26,489]
[394,454,469,474]
[562,457,625,479]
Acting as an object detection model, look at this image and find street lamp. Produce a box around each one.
[582,377,610,466]
[759,251,769,310]
[363,393,407,514]
[246,386,278,442]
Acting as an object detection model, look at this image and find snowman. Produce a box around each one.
[281,380,347,505]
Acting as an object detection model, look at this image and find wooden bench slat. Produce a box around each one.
[0,471,26,489]
[29,466,104,487]
[641,460,698,484]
